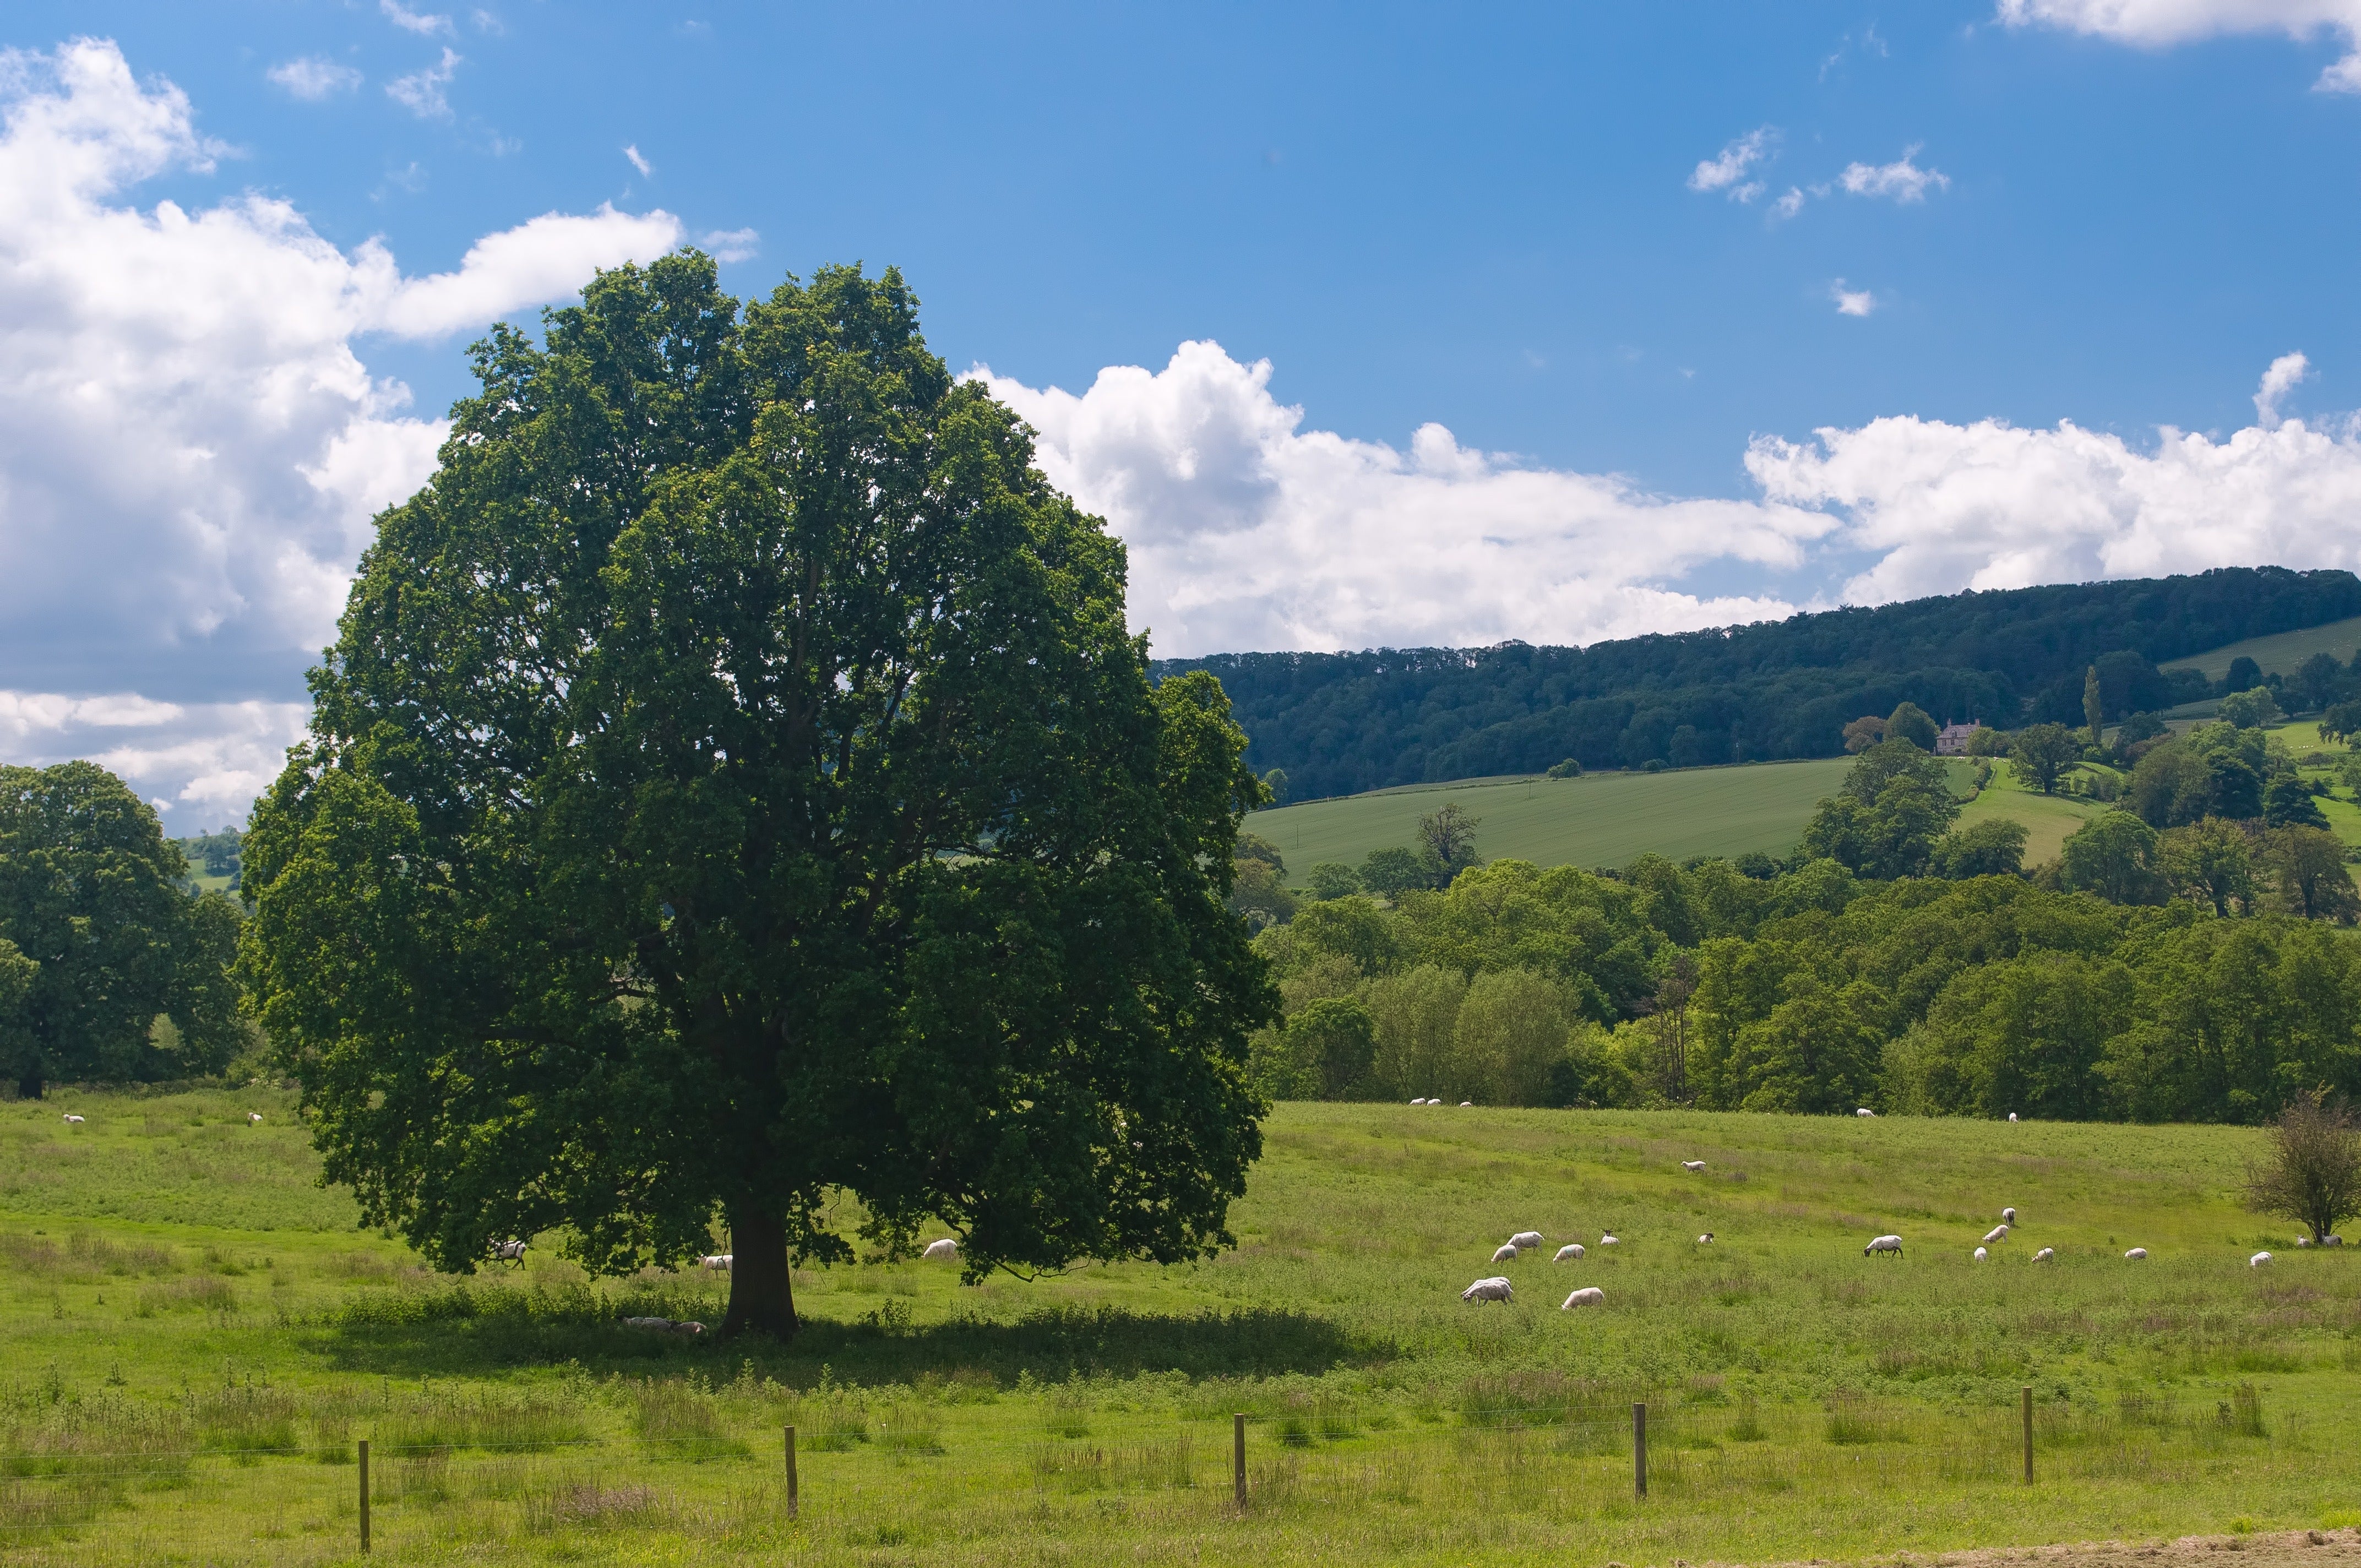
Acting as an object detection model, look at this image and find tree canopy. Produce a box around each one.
[240,257,1274,1338]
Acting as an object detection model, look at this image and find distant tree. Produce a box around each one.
[1359,846,1429,901]
[1228,860,1298,929]
[1544,758,1582,779]
[2264,826,2361,922]
[2117,711,2168,748]
[2295,652,2347,714]
[1303,862,1362,901]
[1416,803,1482,884]
[1234,831,1286,878]
[1930,817,2028,879]
[2226,655,2264,694]
[1886,702,1939,752]
[2082,665,2104,743]
[2245,1097,2361,1245]
[1799,738,1963,880]
[2159,817,2255,916]
[2009,723,2081,795]
[2324,699,2361,746]
[1288,997,1378,1098]
[1290,896,1404,977]
[1842,715,1886,754]
[1260,768,1291,807]
[2264,776,2331,830]
[2058,810,2167,905]
[2220,687,2281,729]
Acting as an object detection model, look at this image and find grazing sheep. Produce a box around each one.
[1553,1243,1585,1262]
[1682,1160,1706,1172]
[2008,1112,2019,1123]
[1697,1233,1715,1245]
[1491,1243,1521,1264]
[698,1253,732,1271]
[622,1316,705,1336]
[2251,1251,2272,1267]
[1561,1287,1606,1309]
[2297,1235,2312,1248]
[2329,1235,2347,1247]
[2032,1247,2055,1262]
[1599,1233,1620,1247]
[2124,1248,2148,1260]
[1983,1225,2010,1245]
[923,1238,959,1260]
[247,1112,263,1124]
[1974,1246,1988,1262]
[1510,1231,1544,1250]
[1461,1276,1514,1303]
[491,1239,527,1265]
[1864,1234,1903,1257]
[1856,1108,1876,1118]
[61,1114,84,1125]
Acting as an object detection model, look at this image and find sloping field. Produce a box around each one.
[2161,614,2361,682]
[2,1088,2356,1565]
[1253,759,1858,872]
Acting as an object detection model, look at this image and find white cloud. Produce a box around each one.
[381,0,454,36]
[266,57,361,101]
[624,143,652,177]
[972,342,1833,657]
[699,226,759,262]
[1688,128,1776,196]
[387,47,460,118]
[1771,186,1806,220]
[0,693,309,826]
[0,39,685,828]
[1746,356,2361,606]
[2254,350,2311,425]
[1831,281,1878,316]
[1997,0,2361,89]
[1837,145,1950,202]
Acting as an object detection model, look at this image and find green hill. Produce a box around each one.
[2160,613,2361,683]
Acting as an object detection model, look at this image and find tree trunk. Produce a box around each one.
[15,1068,40,1101]
[720,1207,797,1340]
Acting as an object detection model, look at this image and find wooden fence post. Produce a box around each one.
[785,1425,798,1520]
[1633,1402,1647,1499]
[358,1438,371,1555]
[2021,1385,2033,1483]
[1233,1413,1246,1509]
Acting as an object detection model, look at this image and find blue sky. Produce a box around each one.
[7,1,2361,825]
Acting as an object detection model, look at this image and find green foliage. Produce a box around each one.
[2129,723,2268,826]
[238,258,1273,1338]
[1260,767,1291,806]
[2081,665,2104,742]
[1886,701,1939,751]
[2244,1097,2361,1244]
[2322,698,2361,745]
[2262,776,2330,829]
[2008,724,2082,796]
[2226,655,2264,693]
[2159,818,2255,916]
[2117,711,2168,747]
[1543,758,1581,779]
[2059,812,2167,905]
[1796,740,1962,879]
[1303,863,1362,901]
[1416,803,1481,883]
[1358,846,1428,900]
[2221,687,2282,729]
[1287,998,1378,1099]
[1929,818,2027,879]
[1841,715,1886,754]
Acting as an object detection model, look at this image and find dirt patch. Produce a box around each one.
[1742,1528,2361,1568]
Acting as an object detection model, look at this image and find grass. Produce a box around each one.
[2159,615,2361,684]
[4,1087,2361,1563]
[1956,758,2106,864]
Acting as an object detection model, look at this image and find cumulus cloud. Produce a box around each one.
[1837,145,1949,202]
[1997,0,2361,90]
[700,226,759,262]
[972,342,1834,656]
[0,39,684,827]
[266,57,361,101]
[1831,281,1878,316]
[1688,127,1775,199]
[0,694,309,826]
[2254,350,2311,426]
[387,47,460,118]
[381,0,454,36]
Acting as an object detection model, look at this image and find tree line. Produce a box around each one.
[1156,567,2361,799]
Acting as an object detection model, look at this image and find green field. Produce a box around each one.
[7,1086,2360,1565]
[2161,616,2361,683]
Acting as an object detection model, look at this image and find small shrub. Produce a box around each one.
[1728,1395,1767,1443]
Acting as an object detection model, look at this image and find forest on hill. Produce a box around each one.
[1155,566,2361,800]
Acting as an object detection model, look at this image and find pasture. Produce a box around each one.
[2160,617,2361,684]
[3,1088,2357,1565]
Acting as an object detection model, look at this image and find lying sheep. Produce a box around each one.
[1599,1233,1620,1247]
[1553,1243,1585,1262]
[1983,1225,2010,1245]
[61,1114,84,1125]
[2124,1248,2148,1260]
[2032,1247,2055,1263]
[1560,1287,1605,1309]
[248,1112,263,1124]
[2251,1251,2272,1267]
[698,1253,732,1271]
[1698,1233,1715,1245]
[622,1316,705,1336]
[1682,1160,1706,1172]
[1510,1231,1544,1250]
[1461,1276,1514,1303]
[1459,1101,1473,1107]
[1491,1243,1521,1264]
[2298,1235,2312,1248]
[2002,1207,2016,1224]
[923,1238,959,1260]
[1974,1246,1987,1261]
[1864,1234,1903,1257]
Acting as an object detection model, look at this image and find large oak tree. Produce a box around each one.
[240,258,1275,1337]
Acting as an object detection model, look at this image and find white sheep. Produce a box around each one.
[1856,1108,1876,1118]
[2297,1235,2312,1248]
[1599,1233,1620,1247]
[1864,1234,1903,1257]
[1560,1287,1605,1309]
[61,1114,84,1125]
[2032,1246,2055,1262]
[1697,1233,1715,1245]
[2001,1207,2016,1224]
[1983,1225,2010,1245]
[2008,1112,2019,1123]
[2328,1235,2347,1247]
[1682,1160,1706,1172]
[1459,1101,1473,1107]
[2250,1251,2272,1267]
[491,1239,527,1265]
[922,1238,958,1260]
[247,1112,263,1124]
[698,1253,732,1271]
[1974,1246,1988,1261]
[2124,1248,2148,1260]
[1509,1231,1544,1250]
[1553,1243,1585,1262]
[622,1316,705,1336]
[1461,1276,1514,1303]
[1491,1243,1521,1264]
